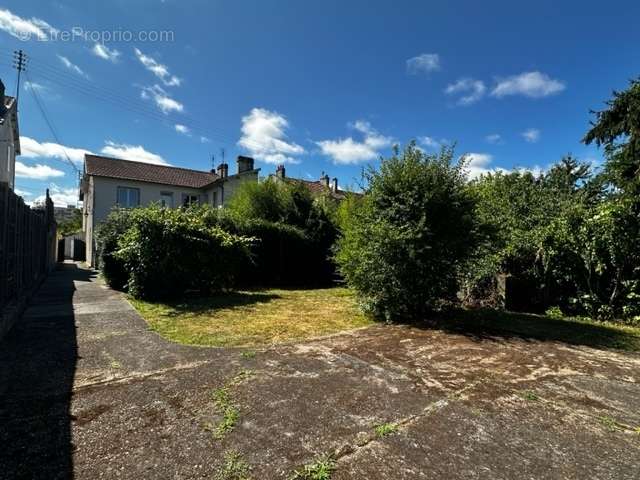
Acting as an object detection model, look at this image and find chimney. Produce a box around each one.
[331,177,338,192]
[320,172,330,188]
[216,163,228,178]
[276,164,286,179]
[237,155,254,174]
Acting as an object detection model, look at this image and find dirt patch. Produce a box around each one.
[3,265,639,479]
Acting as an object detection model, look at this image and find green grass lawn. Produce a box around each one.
[130,286,640,352]
[130,287,374,347]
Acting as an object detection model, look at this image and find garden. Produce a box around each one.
[95,79,640,349]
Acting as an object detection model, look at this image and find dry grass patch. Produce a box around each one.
[130,288,373,347]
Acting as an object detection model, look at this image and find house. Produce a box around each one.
[0,79,20,191]
[269,164,354,201]
[79,154,259,265]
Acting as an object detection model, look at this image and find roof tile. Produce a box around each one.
[85,154,218,189]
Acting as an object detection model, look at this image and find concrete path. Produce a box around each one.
[1,262,639,479]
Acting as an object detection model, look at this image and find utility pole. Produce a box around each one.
[12,50,27,105]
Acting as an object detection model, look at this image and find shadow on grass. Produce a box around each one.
[158,290,283,315]
[429,309,640,352]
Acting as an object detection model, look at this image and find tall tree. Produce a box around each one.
[583,78,640,195]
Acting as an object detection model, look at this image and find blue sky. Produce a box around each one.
[2,0,639,205]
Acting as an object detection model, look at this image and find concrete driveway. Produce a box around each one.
[1,263,639,479]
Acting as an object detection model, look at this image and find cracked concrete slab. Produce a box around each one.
[1,263,639,479]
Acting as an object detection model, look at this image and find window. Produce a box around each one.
[117,187,140,208]
[182,194,199,207]
[160,192,173,208]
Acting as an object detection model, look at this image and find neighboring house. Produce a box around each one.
[80,154,259,265]
[0,79,20,191]
[54,205,81,224]
[269,164,354,201]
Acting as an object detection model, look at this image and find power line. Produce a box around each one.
[24,69,80,174]
[2,51,285,168]
[2,52,272,155]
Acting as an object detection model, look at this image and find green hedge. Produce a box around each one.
[94,208,132,291]
[95,204,336,299]
[210,211,334,286]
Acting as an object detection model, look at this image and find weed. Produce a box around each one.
[103,351,122,370]
[289,455,336,480]
[231,369,254,385]
[215,450,252,480]
[520,390,539,402]
[211,387,240,439]
[241,351,256,359]
[209,371,253,440]
[598,415,621,432]
[216,406,240,439]
[374,422,399,437]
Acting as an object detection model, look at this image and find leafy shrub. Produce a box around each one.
[95,208,132,290]
[576,196,640,320]
[114,205,252,300]
[545,306,564,320]
[465,154,640,322]
[335,143,479,321]
[232,219,313,286]
[226,180,294,224]
[57,207,83,237]
[226,180,339,286]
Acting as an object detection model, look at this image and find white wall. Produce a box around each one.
[0,111,16,189]
[91,176,213,225]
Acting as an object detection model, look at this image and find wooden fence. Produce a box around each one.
[0,183,57,339]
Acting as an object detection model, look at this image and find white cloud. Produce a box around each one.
[174,124,191,136]
[485,133,502,144]
[134,48,181,86]
[461,153,507,179]
[24,81,46,92]
[491,71,565,98]
[238,108,305,164]
[406,53,440,75]
[100,141,169,165]
[514,165,546,177]
[33,184,78,207]
[445,78,486,106]
[418,136,441,149]
[92,43,120,62]
[0,8,58,41]
[19,136,92,165]
[13,188,31,197]
[140,84,184,114]
[317,120,392,165]
[57,55,88,78]
[15,162,65,180]
[521,128,540,143]
[200,136,211,143]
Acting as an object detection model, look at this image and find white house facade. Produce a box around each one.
[80,154,259,266]
[0,80,20,190]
